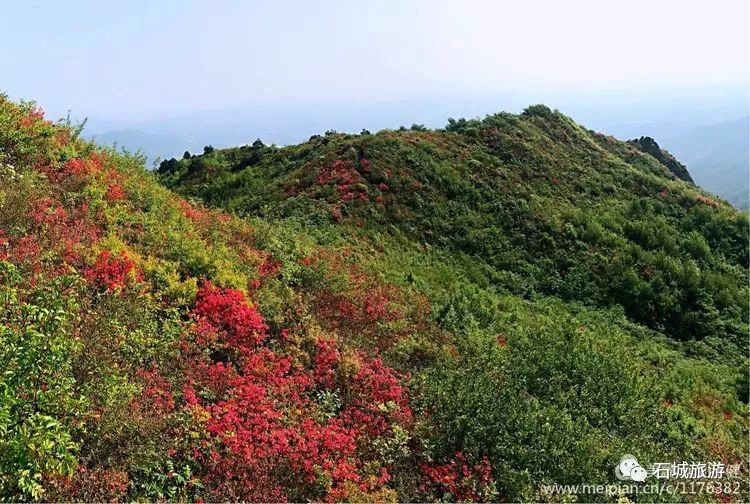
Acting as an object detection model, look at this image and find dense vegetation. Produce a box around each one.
[160,106,747,352]
[0,96,747,502]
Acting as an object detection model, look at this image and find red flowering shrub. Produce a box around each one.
[313,273,411,348]
[189,352,360,500]
[84,250,142,292]
[293,158,403,219]
[192,282,267,351]
[178,200,208,221]
[257,256,282,278]
[340,354,413,438]
[312,337,341,387]
[179,281,413,501]
[9,235,42,277]
[420,452,497,502]
[30,201,101,274]
[14,235,41,261]
[19,105,45,128]
[30,197,68,226]
[32,155,97,185]
[0,231,7,261]
[136,368,175,413]
[64,158,89,177]
[106,183,126,201]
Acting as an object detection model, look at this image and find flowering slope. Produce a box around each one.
[0,97,747,502]
[0,97,418,502]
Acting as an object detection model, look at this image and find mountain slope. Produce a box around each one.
[0,98,419,501]
[158,105,749,499]
[1,97,748,502]
[160,106,748,347]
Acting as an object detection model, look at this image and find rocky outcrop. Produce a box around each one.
[629,136,694,184]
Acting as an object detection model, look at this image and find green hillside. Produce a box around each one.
[158,106,749,500]
[160,106,748,351]
[0,96,747,502]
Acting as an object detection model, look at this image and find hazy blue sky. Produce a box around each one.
[3,0,748,121]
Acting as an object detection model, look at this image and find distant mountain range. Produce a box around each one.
[660,117,749,209]
[85,129,199,168]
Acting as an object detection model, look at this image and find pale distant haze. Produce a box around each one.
[2,0,748,207]
[3,0,747,118]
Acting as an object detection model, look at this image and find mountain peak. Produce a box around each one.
[628,135,694,183]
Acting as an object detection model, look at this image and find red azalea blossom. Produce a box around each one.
[257,256,282,278]
[420,452,496,502]
[179,283,414,501]
[106,183,126,201]
[62,158,90,178]
[19,105,44,127]
[84,250,142,292]
[192,282,268,350]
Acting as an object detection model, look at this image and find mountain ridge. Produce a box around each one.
[160,104,747,345]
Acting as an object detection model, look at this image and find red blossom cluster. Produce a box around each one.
[298,159,395,216]
[294,248,432,349]
[19,105,45,128]
[317,160,362,192]
[4,194,101,284]
[30,197,68,226]
[186,350,354,500]
[0,231,7,261]
[258,256,282,277]
[39,157,96,182]
[420,452,496,502]
[314,272,411,347]
[183,343,411,501]
[136,368,176,414]
[11,236,41,274]
[178,199,210,222]
[84,250,142,293]
[21,195,102,278]
[192,282,268,350]
[106,183,126,201]
[175,285,413,501]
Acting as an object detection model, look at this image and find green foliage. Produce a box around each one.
[0,263,84,499]
[417,298,742,500]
